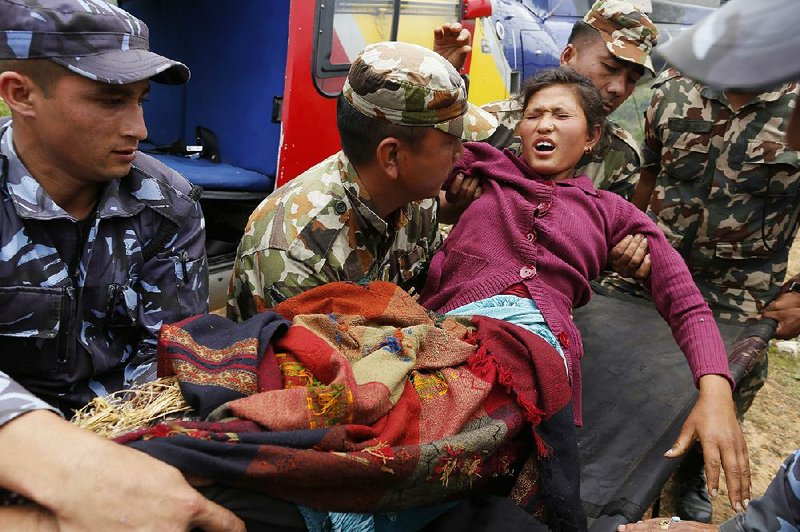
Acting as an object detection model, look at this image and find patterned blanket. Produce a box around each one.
[117,282,582,529]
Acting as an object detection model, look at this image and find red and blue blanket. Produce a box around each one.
[117,281,583,529]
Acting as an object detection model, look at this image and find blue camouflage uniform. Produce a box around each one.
[0,121,209,423]
[719,448,800,532]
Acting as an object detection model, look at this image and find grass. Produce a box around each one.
[0,99,8,117]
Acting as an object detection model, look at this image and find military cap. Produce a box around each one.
[658,0,800,91]
[342,41,497,142]
[0,0,189,85]
[583,0,659,76]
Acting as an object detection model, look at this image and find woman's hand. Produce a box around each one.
[665,374,751,511]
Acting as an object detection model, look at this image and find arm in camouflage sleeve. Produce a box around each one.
[227,245,326,321]
[126,200,209,385]
[0,371,60,428]
[630,87,664,210]
[581,123,642,200]
[481,100,524,152]
[719,449,800,532]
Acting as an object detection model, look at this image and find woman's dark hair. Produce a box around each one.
[517,66,610,157]
[336,94,427,166]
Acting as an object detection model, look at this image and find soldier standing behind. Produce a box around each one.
[0,0,241,529]
[623,1,800,522]
[227,41,497,320]
[620,0,800,527]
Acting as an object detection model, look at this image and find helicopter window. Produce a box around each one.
[313,0,462,96]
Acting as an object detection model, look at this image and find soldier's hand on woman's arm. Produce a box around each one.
[438,172,482,225]
[433,23,471,71]
[0,410,245,532]
[609,234,651,280]
[761,291,800,339]
[664,375,751,513]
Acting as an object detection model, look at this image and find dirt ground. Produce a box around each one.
[647,238,800,523]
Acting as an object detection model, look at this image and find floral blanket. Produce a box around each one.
[117,282,583,529]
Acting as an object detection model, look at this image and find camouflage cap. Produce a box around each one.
[0,0,189,85]
[658,0,800,91]
[342,41,497,142]
[583,0,659,76]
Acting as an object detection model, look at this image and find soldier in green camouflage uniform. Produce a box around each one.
[227,41,497,320]
[642,71,800,328]
[469,0,657,199]
[631,70,800,522]
[640,70,800,413]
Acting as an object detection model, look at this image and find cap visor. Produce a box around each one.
[52,49,190,85]
[436,103,498,142]
[657,0,800,91]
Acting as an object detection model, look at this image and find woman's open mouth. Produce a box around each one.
[534,140,556,153]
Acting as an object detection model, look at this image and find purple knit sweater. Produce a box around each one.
[419,143,732,424]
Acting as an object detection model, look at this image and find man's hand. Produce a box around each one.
[761,290,800,339]
[664,375,751,512]
[0,410,245,532]
[609,234,651,280]
[433,22,471,71]
[618,518,717,531]
[438,172,482,224]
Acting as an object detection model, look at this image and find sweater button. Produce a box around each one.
[557,331,570,348]
[526,232,536,243]
[535,202,550,216]
[519,266,536,279]
[334,201,347,215]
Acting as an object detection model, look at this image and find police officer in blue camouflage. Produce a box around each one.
[0,1,242,530]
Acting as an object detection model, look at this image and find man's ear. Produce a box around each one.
[0,72,38,118]
[375,137,401,181]
[560,43,577,66]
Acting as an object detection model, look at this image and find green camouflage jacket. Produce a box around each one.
[643,70,800,321]
[480,99,641,199]
[227,151,442,320]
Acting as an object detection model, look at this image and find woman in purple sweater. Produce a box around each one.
[418,67,750,510]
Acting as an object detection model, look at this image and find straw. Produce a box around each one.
[71,376,192,438]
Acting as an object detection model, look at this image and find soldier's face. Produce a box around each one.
[397,128,463,200]
[27,73,149,185]
[561,38,642,114]
[518,85,600,182]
